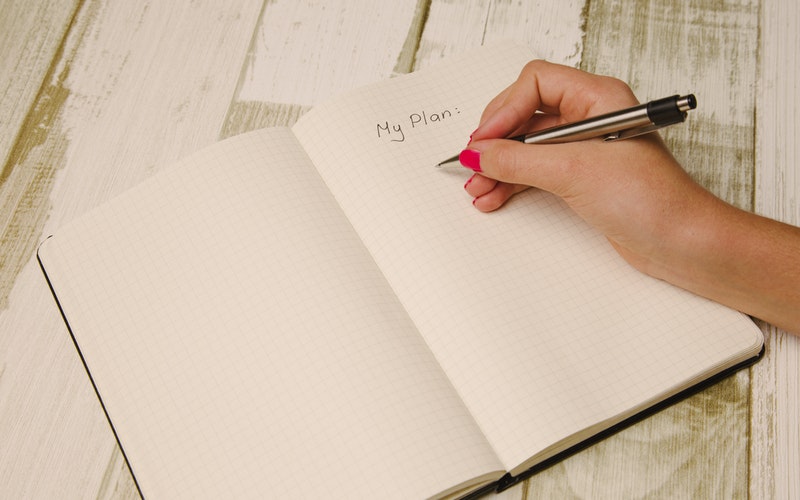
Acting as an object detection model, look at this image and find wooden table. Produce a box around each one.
[1,1,797,497]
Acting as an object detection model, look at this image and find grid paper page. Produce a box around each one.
[38,128,505,499]
[292,43,764,472]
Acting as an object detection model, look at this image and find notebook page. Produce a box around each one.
[38,128,504,499]
[293,44,764,471]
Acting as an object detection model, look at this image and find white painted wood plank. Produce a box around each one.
[556,1,760,498]
[0,1,265,497]
[236,0,422,107]
[225,0,427,138]
[414,0,585,70]
[0,0,79,173]
[751,0,800,498]
[581,0,759,210]
[750,323,800,500]
[415,2,586,498]
[755,1,800,224]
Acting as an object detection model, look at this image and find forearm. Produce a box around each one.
[646,195,800,334]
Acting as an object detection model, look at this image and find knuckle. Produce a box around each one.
[519,59,549,84]
[603,75,632,92]
[522,59,548,73]
[596,76,638,103]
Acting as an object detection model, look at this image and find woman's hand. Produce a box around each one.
[460,60,800,333]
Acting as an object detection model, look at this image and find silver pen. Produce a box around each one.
[436,94,696,167]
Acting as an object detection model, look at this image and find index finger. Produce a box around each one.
[471,60,640,142]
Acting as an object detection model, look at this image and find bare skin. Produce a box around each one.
[459,60,800,334]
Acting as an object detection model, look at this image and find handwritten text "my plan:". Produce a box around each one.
[376,107,461,142]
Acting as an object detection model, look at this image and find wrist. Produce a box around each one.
[629,185,735,298]
[643,193,800,332]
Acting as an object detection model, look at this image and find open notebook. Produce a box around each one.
[38,43,763,499]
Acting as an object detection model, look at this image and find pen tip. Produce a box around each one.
[435,154,460,168]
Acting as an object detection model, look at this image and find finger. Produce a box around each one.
[464,172,530,205]
[505,112,567,139]
[464,173,497,197]
[472,182,531,212]
[477,84,512,126]
[472,60,639,142]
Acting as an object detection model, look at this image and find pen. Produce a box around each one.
[436,94,697,167]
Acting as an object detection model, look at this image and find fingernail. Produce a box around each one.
[459,149,482,172]
[464,174,475,189]
[467,128,477,145]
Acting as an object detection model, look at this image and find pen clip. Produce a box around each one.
[603,113,688,141]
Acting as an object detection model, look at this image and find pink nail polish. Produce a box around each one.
[464,175,475,189]
[459,149,482,172]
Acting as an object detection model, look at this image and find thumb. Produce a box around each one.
[459,139,596,197]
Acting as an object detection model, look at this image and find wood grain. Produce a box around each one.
[0,0,796,497]
[236,0,422,107]
[581,0,759,210]
[0,0,80,308]
[0,0,80,177]
[224,0,424,136]
[0,1,264,497]
[574,1,760,497]
[751,0,800,498]
[414,0,585,71]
